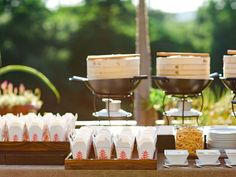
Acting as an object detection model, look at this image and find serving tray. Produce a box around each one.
[0,142,70,165]
[65,144,157,170]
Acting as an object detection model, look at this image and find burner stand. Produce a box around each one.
[162,93,204,125]
[231,93,236,118]
[92,96,132,124]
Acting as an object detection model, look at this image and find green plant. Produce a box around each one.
[195,87,233,126]
[148,88,167,113]
[0,81,42,109]
[0,53,60,102]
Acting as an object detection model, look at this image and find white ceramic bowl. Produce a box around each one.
[225,149,236,165]
[164,150,189,165]
[196,150,220,164]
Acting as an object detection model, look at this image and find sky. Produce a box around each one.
[45,0,206,13]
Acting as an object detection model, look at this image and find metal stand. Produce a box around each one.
[93,94,132,126]
[162,92,204,125]
[93,95,112,125]
[231,94,236,118]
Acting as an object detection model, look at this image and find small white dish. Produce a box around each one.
[196,150,220,164]
[225,149,236,165]
[164,150,189,165]
[195,159,220,166]
[164,159,188,166]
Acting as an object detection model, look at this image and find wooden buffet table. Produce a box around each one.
[1,154,236,177]
[0,125,235,177]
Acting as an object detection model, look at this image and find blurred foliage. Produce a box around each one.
[196,0,236,73]
[148,88,165,112]
[0,0,236,122]
[0,65,60,101]
[148,88,172,114]
[197,87,236,125]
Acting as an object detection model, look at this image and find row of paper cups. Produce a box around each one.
[0,113,77,142]
[69,126,157,160]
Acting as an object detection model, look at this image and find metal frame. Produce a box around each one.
[162,92,204,125]
[232,94,236,118]
[92,94,132,126]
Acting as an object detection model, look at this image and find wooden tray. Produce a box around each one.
[65,154,157,170]
[65,144,157,170]
[0,142,70,165]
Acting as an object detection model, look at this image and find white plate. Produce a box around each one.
[224,158,236,166]
[209,127,236,135]
[208,143,236,146]
[208,145,236,148]
[208,134,236,140]
[195,159,221,166]
[208,142,236,147]
[209,134,236,138]
[165,109,202,117]
[209,139,236,142]
[208,139,236,142]
[209,135,236,140]
[208,140,236,144]
[164,159,188,166]
[209,131,236,135]
[208,144,236,149]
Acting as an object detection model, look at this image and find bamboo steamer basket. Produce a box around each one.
[87,54,140,80]
[156,64,210,70]
[223,50,236,78]
[156,52,210,79]
[157,69,210,76]
[224,63,236,69]
[157,57,210,65]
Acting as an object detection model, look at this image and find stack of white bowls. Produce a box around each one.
[208,127,236,149]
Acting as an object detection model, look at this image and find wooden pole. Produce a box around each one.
[135,0,155,125]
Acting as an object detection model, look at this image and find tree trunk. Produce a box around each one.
[134,0,156,125]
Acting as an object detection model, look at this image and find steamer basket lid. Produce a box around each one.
[87,54,140,60]
[156,52,209,57]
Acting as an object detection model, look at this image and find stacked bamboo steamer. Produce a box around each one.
[156,52,210,79]
[87,54,140,80]
[223,50,236,78]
